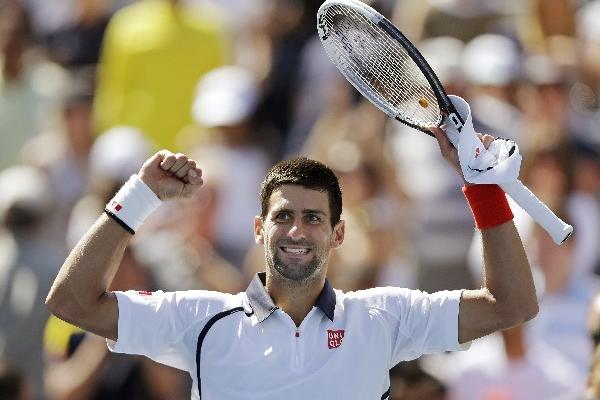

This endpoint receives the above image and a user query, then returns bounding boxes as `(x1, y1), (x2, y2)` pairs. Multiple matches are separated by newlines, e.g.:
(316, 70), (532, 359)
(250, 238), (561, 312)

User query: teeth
(282, 247), (310, 254)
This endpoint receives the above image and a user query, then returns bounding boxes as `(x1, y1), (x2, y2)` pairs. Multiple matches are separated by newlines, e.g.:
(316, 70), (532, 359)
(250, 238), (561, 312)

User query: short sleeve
(389, 288), (470, 366)
(351, 287), (469, 367)
(107, 290), (229, 371)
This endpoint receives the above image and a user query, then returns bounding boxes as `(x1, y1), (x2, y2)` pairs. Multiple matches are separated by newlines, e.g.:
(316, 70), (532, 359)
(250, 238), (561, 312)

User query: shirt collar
(245, 272), (336, 323)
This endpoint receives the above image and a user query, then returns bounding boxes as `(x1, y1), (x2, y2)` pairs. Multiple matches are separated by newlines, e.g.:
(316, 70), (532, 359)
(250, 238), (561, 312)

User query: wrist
(105, 175), (162, 234)
(138, 171), (160, 198)
(463, 184), (513, 229)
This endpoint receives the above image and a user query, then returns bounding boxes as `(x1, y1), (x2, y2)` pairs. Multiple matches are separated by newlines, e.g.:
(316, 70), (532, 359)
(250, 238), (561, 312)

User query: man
(584, 291), (600, 399)
(46, 129), (538, 399)
(92, 0), (229, 151)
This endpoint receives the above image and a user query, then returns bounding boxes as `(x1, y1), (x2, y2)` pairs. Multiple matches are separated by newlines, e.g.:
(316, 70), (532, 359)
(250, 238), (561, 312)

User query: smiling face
(255, 185), (345, 284)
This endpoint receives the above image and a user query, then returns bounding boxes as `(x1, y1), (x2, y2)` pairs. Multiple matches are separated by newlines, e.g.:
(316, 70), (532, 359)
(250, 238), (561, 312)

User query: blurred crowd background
(1, 0), (600, 399)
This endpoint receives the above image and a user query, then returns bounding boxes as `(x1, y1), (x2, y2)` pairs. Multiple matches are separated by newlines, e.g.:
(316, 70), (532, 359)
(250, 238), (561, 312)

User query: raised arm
(45, 150), (203, 341)
(458, 218), (537, 343)
(429, 128), (539, 344)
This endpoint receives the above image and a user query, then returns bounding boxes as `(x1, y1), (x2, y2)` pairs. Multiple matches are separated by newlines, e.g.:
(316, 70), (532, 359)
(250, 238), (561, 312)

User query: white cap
(429, 0), (505, 17)
(523, 53), (563, 85)
(192, 66), (259, 127)
(461, 34), (521, 86)
(89, 126), (152, 184)
(419, 36), (465, 84)
(578, 1), (600, 42)
(0, 166), (52, 220)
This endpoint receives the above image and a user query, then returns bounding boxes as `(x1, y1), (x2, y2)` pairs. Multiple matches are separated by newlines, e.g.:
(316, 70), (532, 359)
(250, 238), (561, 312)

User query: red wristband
(463, 184), (514, 229)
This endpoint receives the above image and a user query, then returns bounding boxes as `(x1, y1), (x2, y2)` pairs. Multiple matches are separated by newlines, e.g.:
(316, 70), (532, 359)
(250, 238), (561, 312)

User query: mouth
(279, 246), (312, 256)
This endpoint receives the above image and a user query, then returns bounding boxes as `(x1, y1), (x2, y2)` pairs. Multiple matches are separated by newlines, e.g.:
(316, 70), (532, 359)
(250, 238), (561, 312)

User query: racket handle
(499, 180), (573, 244)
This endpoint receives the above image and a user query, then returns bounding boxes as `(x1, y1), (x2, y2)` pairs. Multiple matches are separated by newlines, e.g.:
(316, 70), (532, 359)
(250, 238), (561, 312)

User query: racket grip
(499, 180), (573, 244)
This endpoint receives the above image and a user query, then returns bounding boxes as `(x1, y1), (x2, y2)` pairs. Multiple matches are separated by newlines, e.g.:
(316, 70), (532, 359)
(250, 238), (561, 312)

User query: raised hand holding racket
(317, 0), (573, 244)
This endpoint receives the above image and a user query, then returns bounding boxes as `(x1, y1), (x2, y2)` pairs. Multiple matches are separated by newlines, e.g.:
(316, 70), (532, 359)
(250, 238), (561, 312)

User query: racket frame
(317, 0), (465, 135)
(317, 0), (573, 244)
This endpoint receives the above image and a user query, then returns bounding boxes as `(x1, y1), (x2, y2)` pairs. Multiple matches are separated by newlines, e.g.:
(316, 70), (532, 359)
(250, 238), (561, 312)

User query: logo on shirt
(327, 329), (344, 349)
(137, 291), (153, 297)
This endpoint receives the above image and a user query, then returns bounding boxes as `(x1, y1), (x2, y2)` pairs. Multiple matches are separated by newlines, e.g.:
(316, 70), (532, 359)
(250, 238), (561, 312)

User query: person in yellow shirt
(93, 0), (230, 151)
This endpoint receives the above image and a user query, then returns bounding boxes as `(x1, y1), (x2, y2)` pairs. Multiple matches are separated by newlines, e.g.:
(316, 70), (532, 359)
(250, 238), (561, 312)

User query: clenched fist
(138, 150), (204, 200)
(428, 127), (495, 184)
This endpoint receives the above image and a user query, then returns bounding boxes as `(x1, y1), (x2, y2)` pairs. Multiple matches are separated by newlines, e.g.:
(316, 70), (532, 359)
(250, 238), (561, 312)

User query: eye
(306, 214), (322, 224)
(274, 211), (291, 222)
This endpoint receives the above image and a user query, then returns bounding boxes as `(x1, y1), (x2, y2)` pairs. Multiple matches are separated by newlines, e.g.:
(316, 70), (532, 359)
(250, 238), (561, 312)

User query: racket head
(317, 0), (462, 133)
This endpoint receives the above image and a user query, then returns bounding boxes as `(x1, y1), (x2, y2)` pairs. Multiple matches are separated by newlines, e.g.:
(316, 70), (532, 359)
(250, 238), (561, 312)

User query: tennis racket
(317, 0), (573, 244)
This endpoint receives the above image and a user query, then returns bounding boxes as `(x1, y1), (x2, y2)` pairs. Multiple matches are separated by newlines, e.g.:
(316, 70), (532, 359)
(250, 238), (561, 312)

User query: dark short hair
(260, 157), (342, 226)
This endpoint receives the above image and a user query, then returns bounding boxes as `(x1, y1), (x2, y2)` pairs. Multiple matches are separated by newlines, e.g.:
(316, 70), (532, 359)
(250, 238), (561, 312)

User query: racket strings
(328, 11), (434, 120)
(331, 12), (436, 122)
(321, 6), (440, 127)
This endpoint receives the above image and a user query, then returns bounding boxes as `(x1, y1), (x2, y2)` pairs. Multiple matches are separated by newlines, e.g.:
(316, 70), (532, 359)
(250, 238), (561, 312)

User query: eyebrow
(303, 209), (326, 216)
(272, 208), (327, 216)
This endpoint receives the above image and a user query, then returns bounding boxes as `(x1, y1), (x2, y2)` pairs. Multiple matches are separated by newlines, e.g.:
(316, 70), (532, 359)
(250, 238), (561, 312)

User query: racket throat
(448, 112), (463, 132)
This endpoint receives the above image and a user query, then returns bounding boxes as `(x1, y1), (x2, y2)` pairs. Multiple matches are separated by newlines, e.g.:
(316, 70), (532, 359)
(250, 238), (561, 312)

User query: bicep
(458, 288), (505, 344)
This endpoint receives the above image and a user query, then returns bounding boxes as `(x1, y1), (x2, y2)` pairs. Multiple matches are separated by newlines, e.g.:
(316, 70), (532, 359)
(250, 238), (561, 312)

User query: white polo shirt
(108, 273), (468, 399)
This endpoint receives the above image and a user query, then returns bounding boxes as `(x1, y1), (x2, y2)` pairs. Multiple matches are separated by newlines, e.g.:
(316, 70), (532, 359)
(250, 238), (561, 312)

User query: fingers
(475, 133), (495, 149)
(173, 158), (192, 178)
(158, 152), (192, 175)
(481, 134), (494, 149)
(185, 168), (203, 184)
(160, 152), (186, 172)
(155, 150), (203, 183)
(428, 126), (455, 159)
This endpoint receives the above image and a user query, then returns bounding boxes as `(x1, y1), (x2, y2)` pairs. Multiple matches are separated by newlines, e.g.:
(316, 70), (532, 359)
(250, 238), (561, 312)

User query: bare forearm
(481, 220), (538, 325)
(46, 213), (130, 335)
(459, 220), (538, 343)
(46, 150), (204, 340)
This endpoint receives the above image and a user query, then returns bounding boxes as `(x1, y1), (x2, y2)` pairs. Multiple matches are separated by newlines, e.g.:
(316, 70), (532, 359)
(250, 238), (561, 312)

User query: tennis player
(46, 129), (538, 399)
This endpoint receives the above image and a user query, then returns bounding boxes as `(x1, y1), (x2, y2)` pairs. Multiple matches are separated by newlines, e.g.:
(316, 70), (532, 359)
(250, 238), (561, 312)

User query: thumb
(138, 150), (175, 198)
(141, 150), (169, 172)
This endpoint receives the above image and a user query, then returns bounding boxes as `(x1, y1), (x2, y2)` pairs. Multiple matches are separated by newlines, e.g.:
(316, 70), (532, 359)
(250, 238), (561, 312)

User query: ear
(330, 220), (345, 249)
(254, 215), (265, 245)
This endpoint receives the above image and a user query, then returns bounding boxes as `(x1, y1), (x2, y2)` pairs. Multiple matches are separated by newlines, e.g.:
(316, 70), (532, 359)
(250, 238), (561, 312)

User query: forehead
(267, 185), (330, 214)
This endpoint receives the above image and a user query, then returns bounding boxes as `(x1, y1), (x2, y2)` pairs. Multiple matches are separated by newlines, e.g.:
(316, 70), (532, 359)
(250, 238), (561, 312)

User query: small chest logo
(327, 329), (345, 349)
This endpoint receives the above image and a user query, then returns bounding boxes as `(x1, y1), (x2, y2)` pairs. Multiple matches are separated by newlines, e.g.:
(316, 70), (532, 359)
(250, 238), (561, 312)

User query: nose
(288, 219), (306, 241)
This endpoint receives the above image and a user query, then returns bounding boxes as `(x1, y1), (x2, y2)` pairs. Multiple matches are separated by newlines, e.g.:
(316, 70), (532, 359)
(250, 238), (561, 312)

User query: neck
(266, 273), (325, 327)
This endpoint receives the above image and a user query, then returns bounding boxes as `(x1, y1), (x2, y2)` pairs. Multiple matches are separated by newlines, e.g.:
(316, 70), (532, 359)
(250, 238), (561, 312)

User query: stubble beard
(265, 238), (328, 285)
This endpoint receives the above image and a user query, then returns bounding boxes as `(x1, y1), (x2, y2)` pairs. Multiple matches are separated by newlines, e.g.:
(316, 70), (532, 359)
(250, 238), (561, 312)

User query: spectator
(568, 2), (600, 154)
(22, 69), (96, 246)
(44, 0), (113, 67)
(461, 34), (523, 142)
(93, 0), (230, 151)
(525, 194), (598, 393)
(191, 65), (271, 268)
(0, 0), (68, 169)
(0, 166), (65, 399)
(390, 361), (447, 400)
(585, 292), (600, 400)
(448, 325), (577, 399)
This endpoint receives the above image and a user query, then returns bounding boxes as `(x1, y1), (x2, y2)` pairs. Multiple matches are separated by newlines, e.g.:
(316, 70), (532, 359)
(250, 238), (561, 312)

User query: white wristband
(105, 174), (161, 233)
